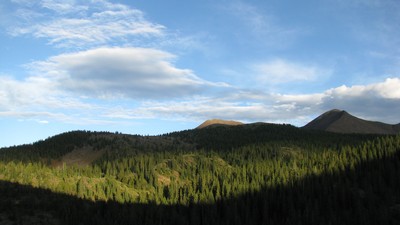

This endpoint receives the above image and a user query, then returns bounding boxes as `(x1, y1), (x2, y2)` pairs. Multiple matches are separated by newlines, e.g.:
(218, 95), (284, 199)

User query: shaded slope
(303, 109), (400, 134)
(1, 144), (400, 225)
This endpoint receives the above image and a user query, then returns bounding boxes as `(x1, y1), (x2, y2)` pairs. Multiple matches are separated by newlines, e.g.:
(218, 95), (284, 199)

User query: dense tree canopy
(0, 125), (399, 224)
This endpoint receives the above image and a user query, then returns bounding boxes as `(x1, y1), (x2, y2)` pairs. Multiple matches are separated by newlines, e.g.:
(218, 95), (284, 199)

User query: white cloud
(0, 75), (57, 110)
(0, 73), (100, 124)
(37, 119), (49, 124)
(325, 78), (400, 99)
(318, 78), (400, 122)
(276, 78), (400, 123)
(0, 74), (94, 110)
(9, 0), (165, 48)
(29, 47), (226, 99)
(253, 59), (331, 84)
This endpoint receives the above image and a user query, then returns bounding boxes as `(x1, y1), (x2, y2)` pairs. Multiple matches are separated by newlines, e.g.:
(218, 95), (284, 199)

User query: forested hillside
(0, 124), (400, 224)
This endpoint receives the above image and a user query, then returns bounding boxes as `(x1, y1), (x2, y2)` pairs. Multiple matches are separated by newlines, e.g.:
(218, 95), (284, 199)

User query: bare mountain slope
(303, 109), (400, 134)
(196, 119), (243, 129)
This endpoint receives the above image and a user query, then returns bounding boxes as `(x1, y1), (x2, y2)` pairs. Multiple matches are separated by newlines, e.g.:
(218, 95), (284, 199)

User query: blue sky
(1, 0), (400, 147)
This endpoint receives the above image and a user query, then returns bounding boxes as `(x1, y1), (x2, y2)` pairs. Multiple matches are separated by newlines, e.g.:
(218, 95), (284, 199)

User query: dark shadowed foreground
(1, 150), (400, 225)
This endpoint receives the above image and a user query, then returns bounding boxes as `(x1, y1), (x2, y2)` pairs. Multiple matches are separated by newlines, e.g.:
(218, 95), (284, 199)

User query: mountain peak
(324, 109), (347, 116)
(196, 119), (243, 129)
(303, 109), (399, 134)
(327, 109), (343, 113)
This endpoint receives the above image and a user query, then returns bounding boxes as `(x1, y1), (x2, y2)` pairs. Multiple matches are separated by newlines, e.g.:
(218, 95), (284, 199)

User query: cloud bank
(29, 47), (224, 99)
(1, 58), (399, 126)
(102, 78), (400, 125)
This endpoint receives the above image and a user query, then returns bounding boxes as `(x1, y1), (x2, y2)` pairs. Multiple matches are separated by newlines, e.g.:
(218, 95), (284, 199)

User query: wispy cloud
(222, 1), (301, 47)
(225, 1), (267, 34)
(40, 0), (88, 14)
(252, 59), (332, 84)
(0, 110), (120, 125)
(9, 0), (165, 48)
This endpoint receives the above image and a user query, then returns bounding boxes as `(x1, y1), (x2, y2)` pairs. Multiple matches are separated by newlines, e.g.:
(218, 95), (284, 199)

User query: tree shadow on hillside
(1, 152), (400, 225)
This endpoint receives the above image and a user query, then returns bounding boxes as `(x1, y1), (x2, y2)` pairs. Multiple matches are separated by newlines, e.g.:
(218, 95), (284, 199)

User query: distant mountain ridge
(1, 110), (398, 167)
(197, 110), (400, 134)
(303, 109), (400, 134)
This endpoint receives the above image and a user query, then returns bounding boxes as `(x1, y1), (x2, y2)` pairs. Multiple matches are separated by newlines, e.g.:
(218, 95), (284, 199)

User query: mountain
(2, 117), (400, 224)
(303, 109), (400, 134)
(196, 119), (243, 129)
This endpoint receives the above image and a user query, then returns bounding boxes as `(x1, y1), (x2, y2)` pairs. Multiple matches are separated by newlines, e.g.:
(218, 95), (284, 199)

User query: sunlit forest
(1, 124), (400, 224)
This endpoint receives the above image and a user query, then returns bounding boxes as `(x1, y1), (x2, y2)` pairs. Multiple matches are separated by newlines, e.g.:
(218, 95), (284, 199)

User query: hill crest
(196, 119), (244, 129)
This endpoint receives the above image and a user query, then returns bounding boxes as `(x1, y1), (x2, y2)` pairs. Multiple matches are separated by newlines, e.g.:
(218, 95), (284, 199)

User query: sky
(1, 0), (400, 147)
